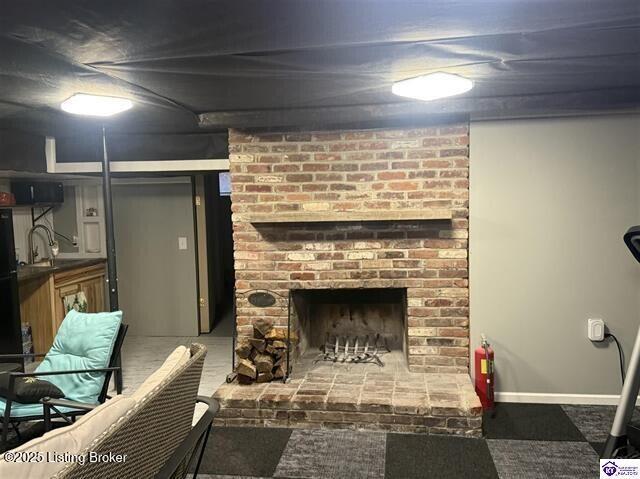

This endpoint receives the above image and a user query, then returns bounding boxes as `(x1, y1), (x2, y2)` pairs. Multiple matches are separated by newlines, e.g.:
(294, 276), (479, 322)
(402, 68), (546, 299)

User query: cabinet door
(55, 282), (80, 330)
(54, 265), (107, 327)
(80, 275), (106, 313)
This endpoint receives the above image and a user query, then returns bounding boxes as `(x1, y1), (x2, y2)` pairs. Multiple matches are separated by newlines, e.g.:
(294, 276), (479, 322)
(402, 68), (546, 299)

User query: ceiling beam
(198, 88), (640, 131)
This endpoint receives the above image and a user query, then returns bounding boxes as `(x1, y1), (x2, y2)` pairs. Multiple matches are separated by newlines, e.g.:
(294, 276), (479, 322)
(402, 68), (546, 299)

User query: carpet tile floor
(1, 333), (620, 478)
(193, 402), (619, 478)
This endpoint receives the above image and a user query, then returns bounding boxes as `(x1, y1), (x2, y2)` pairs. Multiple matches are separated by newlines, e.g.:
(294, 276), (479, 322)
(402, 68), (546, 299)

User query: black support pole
(101, 126), (119, 311)
(101, 126), (123, 393)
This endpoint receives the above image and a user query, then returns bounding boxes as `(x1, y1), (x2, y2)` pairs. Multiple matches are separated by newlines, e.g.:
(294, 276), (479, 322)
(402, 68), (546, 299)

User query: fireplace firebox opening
(289, 288), (407, 376)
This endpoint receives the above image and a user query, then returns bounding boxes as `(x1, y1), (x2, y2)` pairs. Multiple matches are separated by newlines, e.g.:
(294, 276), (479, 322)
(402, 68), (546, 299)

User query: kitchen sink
(25, 260), (54, 268)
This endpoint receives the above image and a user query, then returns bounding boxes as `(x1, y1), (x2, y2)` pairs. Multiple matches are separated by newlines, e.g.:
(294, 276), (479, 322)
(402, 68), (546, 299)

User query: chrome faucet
(28, 224), (59, 264)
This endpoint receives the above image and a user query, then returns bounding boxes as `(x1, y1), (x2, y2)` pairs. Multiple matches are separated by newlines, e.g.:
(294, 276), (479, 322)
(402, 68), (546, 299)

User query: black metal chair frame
(0, 323), (128, 445)
(153, 396), (219, 479)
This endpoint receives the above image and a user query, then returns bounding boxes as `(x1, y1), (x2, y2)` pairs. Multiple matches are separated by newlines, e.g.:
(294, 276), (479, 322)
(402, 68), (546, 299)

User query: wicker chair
(51, 343), (218, 479)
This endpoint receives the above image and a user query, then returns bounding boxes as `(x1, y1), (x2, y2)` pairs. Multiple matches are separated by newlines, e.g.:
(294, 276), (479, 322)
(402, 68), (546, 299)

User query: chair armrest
(11, 366), (120, 378)
(153, 396), (220, 479)
(41, 397), (99, 411)
(1, 369), (119, 405)
(196, 395), (221, 415)
(0, 353), (47, 359)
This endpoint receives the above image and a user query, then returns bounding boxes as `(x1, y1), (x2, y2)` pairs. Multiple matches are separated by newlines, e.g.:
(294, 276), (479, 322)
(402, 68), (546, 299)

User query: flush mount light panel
(392, 72), (473, 101)
(61, 94), (133, 116)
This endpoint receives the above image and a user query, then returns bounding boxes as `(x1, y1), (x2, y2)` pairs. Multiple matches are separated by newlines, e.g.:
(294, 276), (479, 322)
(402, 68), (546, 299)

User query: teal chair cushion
(35, 309), (122, 404)
(0, 310), (122, 418)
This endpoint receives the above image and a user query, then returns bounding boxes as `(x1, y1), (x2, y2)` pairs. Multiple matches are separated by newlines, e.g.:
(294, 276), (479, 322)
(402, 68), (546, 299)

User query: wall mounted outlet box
(588, 318), (605, 341)
(178, 236), (188, 250)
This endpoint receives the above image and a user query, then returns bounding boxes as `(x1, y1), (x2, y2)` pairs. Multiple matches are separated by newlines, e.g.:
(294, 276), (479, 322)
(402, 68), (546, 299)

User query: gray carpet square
(561, 404), (640, 443)
(188, 475), (268, 479)
(385, 433), (498, 479)
(190, 476), (269, 479)
(195, 427), (292, 477)
(487, 439), (598, 479)
(274, 429), (386, 479)
(484, 403), (585, 441)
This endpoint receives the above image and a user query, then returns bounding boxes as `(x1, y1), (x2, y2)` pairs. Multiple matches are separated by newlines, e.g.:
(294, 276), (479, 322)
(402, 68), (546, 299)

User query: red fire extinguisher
(474, 334), (495, 411)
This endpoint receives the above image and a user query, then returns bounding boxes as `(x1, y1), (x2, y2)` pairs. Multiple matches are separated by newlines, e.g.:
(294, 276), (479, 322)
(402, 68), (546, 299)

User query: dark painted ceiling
(1, 0), (639, 135)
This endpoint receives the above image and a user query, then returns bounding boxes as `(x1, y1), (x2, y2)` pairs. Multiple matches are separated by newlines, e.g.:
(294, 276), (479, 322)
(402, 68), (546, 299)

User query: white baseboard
(495, 392), (640, 406)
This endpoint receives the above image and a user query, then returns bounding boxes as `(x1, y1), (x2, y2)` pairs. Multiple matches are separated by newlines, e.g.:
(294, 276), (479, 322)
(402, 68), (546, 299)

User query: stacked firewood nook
(215, 123), (482, 436)
(234, 318), (289, 383)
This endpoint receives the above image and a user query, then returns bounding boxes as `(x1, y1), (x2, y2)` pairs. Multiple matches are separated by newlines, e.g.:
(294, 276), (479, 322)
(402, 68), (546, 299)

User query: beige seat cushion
(0, 395), (135, 479)
(130, 345), (190, 403)
(192, 401), (209, 426)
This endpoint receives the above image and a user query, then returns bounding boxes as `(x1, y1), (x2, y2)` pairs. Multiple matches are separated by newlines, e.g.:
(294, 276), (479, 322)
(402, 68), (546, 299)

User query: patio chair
(51, 343), (213, 479)
(0, 309), (127, 444)
(0, 343), (216, 479)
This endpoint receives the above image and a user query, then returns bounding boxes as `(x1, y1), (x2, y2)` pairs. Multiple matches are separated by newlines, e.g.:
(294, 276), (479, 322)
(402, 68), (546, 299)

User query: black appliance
(10, 181), (64, 205)
(0, 209), (23, 365)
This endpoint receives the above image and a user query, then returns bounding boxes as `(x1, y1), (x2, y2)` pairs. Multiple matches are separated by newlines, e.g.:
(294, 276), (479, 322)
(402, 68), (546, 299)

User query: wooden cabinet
(53, 263), (106, 333)
(19, 261), (106, 353)
(18, 275), (56, 357)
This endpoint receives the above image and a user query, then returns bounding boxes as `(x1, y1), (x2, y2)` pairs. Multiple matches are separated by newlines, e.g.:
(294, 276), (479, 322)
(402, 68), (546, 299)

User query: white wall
(470, 115), (640, 401)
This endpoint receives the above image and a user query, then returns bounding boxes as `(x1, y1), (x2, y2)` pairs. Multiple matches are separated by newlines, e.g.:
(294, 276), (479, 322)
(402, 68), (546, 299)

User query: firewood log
(235, 338), (252, 359)
(238, 374), (254, 385)
(254, 353), (274, 373)
(274, 355), (288, 368)
(249, 338), (266, 352)
(256, 371), (274, 383)
(253, 318), (273, 338)
(235, 358), (256, 379)
(265, 328), (298, 341)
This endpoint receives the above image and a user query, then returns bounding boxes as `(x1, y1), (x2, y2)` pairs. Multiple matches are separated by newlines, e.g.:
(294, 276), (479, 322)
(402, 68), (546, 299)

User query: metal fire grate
(315, 333), (391, 367)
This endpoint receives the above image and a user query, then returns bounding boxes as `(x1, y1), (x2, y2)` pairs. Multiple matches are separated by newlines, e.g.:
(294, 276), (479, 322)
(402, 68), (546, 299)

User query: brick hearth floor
(214, 351), (481, 436)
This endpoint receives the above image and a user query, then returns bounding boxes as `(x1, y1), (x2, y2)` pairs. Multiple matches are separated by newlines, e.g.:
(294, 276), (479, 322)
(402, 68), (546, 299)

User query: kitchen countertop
(17, 258), (106, 282)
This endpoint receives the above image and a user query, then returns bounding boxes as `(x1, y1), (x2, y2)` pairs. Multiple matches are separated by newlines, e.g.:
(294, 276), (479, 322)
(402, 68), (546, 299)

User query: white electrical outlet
(588, 318), (605, 342)
(178, 237), (188, 250)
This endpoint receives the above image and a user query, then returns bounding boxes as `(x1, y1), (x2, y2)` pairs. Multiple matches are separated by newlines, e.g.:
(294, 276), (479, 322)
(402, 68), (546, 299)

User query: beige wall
(470, 115), (640, 398)
(112, 180), (198, 336)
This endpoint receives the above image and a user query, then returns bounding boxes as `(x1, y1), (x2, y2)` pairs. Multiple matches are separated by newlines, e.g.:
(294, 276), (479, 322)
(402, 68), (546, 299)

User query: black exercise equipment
(602, 226), (640, 458)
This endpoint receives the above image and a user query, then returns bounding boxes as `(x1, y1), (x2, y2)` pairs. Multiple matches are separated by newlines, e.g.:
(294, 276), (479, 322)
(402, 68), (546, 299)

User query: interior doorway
(196, 172), (235, 337)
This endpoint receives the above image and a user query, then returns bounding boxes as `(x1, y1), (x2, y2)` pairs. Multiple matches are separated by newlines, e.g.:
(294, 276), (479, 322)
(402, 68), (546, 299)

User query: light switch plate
(178, 237), (188, 250)
(588, 318), (605, 342)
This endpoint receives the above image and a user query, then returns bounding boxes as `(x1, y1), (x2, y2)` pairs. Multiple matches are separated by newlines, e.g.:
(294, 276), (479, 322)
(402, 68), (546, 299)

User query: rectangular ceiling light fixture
(392, 72), (473, 101)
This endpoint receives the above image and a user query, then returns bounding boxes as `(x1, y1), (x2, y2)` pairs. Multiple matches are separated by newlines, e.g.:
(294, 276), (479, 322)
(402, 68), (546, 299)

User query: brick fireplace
(214, 124), (481, 435)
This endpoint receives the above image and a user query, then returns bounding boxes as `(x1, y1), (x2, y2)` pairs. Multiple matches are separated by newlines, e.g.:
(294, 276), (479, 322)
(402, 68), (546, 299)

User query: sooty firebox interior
(290, 288), (407, 373)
